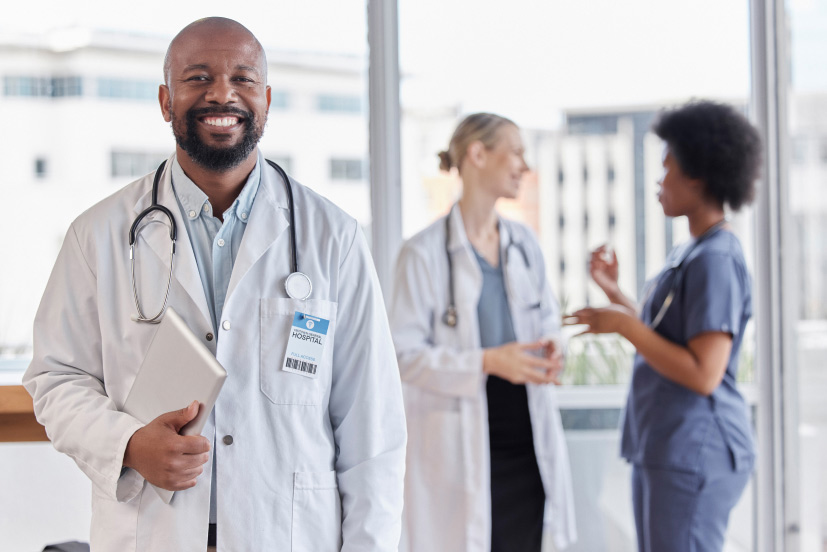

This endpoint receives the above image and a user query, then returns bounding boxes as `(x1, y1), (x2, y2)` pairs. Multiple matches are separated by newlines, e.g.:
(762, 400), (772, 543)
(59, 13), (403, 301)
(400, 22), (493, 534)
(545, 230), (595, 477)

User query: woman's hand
(588, 245), (637, 310)
(483, 341), (562, 385)
(565, 304), (636, 335)
(589, 245), (619, 296)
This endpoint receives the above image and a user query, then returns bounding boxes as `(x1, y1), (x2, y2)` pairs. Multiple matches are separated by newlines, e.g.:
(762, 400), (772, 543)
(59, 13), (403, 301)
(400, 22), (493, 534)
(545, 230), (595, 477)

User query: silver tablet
(122, 307), (227, 502)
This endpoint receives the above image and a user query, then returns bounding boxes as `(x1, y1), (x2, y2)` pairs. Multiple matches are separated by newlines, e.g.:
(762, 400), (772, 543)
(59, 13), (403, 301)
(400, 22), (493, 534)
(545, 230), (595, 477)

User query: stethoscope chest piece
(285, 271), (313, 300)
(442, 306), (458, 328)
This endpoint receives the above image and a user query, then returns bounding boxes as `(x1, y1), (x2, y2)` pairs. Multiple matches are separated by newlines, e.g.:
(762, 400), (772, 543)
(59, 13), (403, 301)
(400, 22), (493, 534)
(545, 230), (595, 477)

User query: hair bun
(438, 150), (452, 172)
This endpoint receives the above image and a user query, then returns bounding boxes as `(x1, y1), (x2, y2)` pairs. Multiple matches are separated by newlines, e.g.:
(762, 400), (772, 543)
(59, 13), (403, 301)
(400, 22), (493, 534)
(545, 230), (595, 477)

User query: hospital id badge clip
(282, 311), (329, 378)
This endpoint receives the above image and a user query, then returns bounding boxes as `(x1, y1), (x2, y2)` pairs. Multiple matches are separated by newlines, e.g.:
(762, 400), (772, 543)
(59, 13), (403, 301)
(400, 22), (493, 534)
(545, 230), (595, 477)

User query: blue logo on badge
(292, 312), (330, 335)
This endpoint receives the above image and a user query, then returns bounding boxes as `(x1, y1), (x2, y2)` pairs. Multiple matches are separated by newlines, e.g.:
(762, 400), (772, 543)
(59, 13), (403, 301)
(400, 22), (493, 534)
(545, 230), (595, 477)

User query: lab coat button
(222, 435), (233, 446)
(222, 320), (231, 331)
(206, 332), (214, 341)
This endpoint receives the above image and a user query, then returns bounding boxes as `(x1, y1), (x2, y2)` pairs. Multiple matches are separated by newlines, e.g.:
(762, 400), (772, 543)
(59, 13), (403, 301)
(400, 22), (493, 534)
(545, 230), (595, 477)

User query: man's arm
(23, 224), (147, 502)
(328, 221), (407, 551)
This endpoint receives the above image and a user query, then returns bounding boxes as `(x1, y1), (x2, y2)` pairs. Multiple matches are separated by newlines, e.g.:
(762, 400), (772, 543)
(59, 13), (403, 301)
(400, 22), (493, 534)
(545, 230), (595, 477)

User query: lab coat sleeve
(329, 221), (407, 552)
(388, 242), (485, 398)
(23, 224), (146, 502)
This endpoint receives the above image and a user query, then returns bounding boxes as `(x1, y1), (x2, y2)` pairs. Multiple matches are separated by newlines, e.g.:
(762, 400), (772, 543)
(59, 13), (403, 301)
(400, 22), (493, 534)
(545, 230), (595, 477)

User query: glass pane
(0, 3), (368, 551)
(786, 0), (827, 549)
(399, 1), (754, 550)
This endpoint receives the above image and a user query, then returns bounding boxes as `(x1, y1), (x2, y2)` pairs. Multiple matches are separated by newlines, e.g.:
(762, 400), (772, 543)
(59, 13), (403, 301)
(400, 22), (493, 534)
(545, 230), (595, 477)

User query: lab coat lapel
(131, 157), (211, 326)
(445, 204), (483, 344)
(225, 160), (290, 303)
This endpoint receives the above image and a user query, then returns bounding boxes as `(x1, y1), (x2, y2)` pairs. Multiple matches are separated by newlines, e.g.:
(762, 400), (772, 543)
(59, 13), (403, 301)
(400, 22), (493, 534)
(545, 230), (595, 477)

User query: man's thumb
(163, 400), (200, 432)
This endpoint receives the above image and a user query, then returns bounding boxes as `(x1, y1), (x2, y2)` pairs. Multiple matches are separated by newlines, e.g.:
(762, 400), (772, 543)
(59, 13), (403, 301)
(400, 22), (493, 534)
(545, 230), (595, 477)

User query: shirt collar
(170, 154), (262, 223)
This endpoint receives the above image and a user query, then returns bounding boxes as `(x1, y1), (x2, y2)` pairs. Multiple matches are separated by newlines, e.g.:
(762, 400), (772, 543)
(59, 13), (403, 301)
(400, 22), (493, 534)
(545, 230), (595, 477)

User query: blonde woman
(389, 113), (576, 552)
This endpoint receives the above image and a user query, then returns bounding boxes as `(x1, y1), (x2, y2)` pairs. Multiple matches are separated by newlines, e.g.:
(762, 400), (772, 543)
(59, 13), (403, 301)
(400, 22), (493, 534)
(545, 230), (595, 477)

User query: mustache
(187, 106), (253, 120)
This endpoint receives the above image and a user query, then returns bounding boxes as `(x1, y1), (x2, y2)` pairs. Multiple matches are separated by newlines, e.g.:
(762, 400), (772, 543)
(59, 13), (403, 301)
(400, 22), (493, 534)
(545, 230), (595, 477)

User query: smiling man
(24, 17), (406, 552)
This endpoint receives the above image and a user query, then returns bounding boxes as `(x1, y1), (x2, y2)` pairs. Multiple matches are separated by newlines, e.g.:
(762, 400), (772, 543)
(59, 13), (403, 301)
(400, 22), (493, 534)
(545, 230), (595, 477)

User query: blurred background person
(389, 113), (576, 552)
(568, 100), (761, 552)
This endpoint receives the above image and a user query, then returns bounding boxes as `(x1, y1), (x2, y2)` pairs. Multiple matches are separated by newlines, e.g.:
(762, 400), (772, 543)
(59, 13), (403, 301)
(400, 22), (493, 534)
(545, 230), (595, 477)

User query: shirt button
(203, 204), (210, 213)
(241, 212), (248, 220)
(222, 435), (234, 446)
(217, 238), (226, 247)
(205, 332), (214, 341)
(222, 320), (231, 331)
(188, 210), (197, 219)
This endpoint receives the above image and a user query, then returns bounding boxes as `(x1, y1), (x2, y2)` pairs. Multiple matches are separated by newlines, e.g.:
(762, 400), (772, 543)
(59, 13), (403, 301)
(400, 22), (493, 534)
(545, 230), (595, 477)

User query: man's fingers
(176, 435), (211, 455)
(174, 450), (211, 470)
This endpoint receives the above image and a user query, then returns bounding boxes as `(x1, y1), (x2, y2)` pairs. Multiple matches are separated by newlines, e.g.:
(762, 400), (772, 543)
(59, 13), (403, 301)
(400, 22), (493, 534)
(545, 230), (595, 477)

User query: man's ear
(159, 85), (172, 123)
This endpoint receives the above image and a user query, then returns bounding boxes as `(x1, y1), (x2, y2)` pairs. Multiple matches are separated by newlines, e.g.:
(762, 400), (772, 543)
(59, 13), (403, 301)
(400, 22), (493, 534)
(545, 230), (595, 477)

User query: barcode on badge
(285, 357), (317, 375)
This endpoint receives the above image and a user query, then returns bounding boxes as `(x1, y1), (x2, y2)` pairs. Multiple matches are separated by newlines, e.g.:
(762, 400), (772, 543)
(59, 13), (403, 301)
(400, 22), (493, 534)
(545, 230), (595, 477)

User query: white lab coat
(389, 205), (576, 552)
(24, 155), (407, 552)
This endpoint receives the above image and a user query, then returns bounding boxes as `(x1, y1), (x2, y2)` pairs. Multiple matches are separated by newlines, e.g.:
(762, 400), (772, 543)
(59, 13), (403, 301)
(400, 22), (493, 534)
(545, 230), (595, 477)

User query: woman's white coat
(389, 205), (576, 551)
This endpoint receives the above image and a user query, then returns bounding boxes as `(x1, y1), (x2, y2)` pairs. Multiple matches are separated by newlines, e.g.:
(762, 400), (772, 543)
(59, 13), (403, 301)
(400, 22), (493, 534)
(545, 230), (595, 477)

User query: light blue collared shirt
(170, 153), (262, 525)
(170, 155), (261, 333)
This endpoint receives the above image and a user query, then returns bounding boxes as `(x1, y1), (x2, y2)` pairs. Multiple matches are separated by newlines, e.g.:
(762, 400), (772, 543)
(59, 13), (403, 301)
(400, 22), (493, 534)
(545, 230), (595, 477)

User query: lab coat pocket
(291, 470), (343, 552)
(260, 298), (337, 405)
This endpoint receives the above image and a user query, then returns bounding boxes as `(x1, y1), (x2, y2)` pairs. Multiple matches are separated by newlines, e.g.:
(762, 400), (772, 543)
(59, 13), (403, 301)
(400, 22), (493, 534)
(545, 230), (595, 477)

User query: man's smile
(201, 116), (241, 128)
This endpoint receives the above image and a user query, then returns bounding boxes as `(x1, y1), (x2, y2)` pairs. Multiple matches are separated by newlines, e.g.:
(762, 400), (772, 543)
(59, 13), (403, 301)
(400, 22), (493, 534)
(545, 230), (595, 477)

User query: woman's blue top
(620, 229), (756, 473)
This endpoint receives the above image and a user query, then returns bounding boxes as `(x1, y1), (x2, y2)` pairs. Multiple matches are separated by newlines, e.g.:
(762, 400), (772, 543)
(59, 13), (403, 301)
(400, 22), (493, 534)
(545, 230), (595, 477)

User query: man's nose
(205, 77), (237, 104)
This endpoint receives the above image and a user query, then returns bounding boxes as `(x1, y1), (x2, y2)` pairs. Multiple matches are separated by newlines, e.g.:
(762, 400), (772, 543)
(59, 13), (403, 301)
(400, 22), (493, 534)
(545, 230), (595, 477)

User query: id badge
(282, 311), (329, 378)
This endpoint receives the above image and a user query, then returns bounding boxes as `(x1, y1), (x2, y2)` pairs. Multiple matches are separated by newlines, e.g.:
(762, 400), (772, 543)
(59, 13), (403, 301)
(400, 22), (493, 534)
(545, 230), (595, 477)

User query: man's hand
(483, 341), (561, 385)
(123, 401), (211, 491)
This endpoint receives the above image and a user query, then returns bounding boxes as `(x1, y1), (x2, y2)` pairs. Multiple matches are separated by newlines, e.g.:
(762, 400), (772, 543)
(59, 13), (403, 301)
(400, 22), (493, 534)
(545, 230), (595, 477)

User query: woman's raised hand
(589, 245), (619, 295)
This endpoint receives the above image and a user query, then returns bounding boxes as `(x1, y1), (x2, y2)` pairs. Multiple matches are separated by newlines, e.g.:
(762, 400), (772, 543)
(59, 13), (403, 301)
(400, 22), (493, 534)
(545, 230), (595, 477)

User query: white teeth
(204, 117), (238, 127)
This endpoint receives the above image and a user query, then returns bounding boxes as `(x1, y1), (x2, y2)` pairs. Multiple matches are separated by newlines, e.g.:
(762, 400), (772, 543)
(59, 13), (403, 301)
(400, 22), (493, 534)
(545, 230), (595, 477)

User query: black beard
(171, 106), (264, 171)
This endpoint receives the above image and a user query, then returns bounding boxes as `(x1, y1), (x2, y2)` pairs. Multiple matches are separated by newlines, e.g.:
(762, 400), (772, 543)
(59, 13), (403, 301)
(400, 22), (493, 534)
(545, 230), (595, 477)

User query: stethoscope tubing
(643, 218), (728, 330)
(441, 211), (536, 327)
(130, 158), (299, 323)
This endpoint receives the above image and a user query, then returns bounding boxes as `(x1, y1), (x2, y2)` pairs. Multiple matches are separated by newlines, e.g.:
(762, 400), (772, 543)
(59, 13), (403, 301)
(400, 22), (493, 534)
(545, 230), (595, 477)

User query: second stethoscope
(640, 218), (728, 330)
(128, 159), (309, 324)
(442, 213), (541, 327)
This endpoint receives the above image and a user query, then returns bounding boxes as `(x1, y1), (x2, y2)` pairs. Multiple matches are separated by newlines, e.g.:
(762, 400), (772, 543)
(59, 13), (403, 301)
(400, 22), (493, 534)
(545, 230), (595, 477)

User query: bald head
(163, 18), (267, 85)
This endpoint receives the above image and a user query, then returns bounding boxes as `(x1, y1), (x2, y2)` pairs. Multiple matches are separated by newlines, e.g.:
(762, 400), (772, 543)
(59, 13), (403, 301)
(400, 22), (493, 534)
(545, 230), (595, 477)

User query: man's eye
(186, 75), (209, 82)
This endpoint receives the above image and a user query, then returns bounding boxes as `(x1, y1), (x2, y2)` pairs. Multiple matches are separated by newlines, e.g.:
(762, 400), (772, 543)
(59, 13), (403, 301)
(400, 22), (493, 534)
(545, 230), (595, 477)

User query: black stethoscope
(442, 213), (540, 327)
(640, 218), (728, 330)
(128, 159), (309, 324)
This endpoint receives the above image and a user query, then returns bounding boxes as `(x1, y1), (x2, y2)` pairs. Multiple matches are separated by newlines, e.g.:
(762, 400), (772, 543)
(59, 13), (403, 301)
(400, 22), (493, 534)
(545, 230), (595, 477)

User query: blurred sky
(3, 0), (824, 129)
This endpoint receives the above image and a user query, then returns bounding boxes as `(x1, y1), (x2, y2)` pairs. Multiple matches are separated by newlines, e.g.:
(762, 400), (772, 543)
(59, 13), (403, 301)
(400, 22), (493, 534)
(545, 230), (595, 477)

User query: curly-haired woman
(569, 100), (761, 552)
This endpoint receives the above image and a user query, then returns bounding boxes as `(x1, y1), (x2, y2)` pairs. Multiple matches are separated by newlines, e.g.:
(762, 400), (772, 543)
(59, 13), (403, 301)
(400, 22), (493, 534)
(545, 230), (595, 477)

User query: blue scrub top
(620, 229), (756, 473)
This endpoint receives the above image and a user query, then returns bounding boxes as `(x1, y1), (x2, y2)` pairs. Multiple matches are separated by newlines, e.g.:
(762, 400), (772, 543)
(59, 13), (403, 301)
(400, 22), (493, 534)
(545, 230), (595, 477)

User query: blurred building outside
(1, 25), (826, 551)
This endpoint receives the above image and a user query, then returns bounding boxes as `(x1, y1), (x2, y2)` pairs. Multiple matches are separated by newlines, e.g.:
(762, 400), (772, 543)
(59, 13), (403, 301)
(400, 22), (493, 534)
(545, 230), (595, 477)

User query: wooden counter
(0, 385), (48, 442)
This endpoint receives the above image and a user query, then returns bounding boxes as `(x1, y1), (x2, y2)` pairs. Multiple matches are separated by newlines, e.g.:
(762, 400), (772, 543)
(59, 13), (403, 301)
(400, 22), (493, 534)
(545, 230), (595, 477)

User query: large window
(399, 1), (754, 549)
(786, 1), (827, 548)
